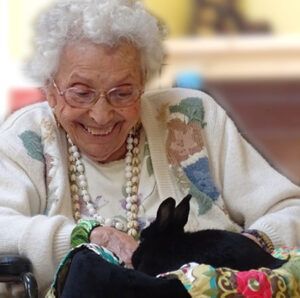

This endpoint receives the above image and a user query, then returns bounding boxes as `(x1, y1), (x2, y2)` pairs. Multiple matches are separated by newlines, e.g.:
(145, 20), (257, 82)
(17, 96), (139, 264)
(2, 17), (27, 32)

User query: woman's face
(47, 41), (144, 163)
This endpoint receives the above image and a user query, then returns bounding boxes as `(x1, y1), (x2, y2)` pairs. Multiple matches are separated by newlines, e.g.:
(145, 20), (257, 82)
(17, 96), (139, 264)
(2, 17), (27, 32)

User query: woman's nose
(88, 96), (115, 125)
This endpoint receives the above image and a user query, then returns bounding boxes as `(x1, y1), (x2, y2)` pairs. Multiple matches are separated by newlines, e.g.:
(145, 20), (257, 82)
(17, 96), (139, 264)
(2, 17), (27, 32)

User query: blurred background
(1, 0), (300, 183)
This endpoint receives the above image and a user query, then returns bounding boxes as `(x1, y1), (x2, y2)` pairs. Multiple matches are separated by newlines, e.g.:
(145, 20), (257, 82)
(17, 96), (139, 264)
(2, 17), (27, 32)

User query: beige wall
(8, 0), (300, 60)
(243, 0), (300, 34)
(143, 0), (194, 36)
(8, 0), (52, 59)
(144, 0), (300, 35)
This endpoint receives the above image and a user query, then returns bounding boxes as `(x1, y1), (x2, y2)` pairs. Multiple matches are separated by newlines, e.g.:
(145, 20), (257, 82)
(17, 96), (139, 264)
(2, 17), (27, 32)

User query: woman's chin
(76, 134), (127, 162)
(82, 146), (126, 163)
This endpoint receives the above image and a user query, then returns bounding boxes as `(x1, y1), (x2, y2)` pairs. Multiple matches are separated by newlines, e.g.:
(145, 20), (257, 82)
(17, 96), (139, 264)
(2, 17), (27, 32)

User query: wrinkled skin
(90, 226), (138, 267)
(46, 40), (143, 163)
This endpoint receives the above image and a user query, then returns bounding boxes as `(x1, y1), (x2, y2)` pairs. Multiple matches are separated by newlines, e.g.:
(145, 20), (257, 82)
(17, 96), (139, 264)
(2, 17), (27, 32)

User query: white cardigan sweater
(0, 88), (299, 293)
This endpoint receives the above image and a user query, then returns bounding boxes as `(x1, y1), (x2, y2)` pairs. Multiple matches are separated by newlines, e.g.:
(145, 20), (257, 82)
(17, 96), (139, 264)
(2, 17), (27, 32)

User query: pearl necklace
(68, 128), (141, 238)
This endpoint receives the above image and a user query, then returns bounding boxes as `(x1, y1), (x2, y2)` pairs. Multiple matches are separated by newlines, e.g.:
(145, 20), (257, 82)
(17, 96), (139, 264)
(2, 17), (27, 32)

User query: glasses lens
(108, 85), (140, 107)
(65, 87), (96, 107)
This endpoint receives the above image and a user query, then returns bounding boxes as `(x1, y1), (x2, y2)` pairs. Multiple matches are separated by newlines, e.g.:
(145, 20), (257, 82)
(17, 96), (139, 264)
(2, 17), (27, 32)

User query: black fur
(132, 194), (287, 276)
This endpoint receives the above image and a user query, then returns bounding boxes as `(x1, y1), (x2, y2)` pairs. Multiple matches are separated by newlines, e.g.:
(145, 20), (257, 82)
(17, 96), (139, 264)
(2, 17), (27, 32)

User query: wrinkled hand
(90, 226), (138, 267)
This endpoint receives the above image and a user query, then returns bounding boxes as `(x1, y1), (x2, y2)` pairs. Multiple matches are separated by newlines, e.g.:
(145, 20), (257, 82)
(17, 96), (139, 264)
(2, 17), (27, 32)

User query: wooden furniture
(151, 37), (300, 184)
(205, 79), (300, 185)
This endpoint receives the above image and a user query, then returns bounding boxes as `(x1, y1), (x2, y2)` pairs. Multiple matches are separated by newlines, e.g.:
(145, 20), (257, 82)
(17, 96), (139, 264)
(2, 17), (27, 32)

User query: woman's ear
(44, 80), (57, 108)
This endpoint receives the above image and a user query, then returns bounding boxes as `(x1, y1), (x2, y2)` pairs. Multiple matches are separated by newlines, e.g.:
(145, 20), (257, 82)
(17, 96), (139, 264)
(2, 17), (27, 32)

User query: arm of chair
(0, 255), (38, 298)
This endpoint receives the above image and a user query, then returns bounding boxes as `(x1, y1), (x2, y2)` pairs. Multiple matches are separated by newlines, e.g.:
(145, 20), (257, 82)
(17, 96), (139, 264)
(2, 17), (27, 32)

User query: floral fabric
(159, 247), (300, 298)
(47, 245), (300, 298)
(45, 243), (122, 297)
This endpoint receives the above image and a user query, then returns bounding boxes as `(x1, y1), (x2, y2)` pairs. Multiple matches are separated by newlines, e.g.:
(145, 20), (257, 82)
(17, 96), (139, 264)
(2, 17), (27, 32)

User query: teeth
(85, 126), (114, 136)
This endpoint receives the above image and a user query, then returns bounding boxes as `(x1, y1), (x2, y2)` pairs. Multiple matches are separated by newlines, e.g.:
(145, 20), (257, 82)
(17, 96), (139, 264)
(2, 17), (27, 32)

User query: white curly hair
(26, 0), (165, 84)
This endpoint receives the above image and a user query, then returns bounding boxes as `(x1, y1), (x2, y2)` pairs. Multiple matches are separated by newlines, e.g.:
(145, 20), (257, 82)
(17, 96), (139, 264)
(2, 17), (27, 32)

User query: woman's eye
(67, 88), (95, 102)
(74, 89), (93, 97)
(117, 92), (132, 98)
(115, 89), (134, 98)
(76, 91), (91, 96)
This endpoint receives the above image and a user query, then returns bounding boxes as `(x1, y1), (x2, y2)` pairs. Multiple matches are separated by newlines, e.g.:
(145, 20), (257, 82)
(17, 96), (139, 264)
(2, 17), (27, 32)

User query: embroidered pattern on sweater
(41, 117), (61, 214)
(45, 153), (54, 187)
(166, 97), (220, 214)
(44, 150), (58, 211)
(44, 152), (59, 215)
(169, 97), (206, 127)
(19, 130), (44, 162)
(166, 118), (204, 166)
(41, 118), (56, 143)
(184, 157), (219, 200)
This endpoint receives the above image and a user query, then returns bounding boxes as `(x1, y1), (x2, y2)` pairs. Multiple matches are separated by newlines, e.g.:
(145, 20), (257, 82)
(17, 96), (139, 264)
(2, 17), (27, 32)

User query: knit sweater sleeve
(202, 94), (300, 247)
(0, 104), (74, 293)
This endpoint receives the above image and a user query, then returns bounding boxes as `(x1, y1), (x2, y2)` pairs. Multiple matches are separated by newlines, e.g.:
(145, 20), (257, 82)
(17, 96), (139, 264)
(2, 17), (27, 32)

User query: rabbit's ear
(156, 197), (176, 231)
(173, 194), (192, 229)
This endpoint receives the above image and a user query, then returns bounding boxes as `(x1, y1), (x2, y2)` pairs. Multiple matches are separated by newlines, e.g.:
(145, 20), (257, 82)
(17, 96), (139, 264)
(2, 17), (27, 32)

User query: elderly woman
(0, 0), (300, 296)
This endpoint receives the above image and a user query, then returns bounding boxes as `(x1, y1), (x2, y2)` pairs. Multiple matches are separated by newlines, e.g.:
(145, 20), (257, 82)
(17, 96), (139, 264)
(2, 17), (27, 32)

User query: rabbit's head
(132, 194), (192, 275)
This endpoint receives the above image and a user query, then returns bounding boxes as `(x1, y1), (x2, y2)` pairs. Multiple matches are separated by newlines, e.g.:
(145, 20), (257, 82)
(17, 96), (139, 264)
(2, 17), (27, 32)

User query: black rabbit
(132, 194), (287, 276)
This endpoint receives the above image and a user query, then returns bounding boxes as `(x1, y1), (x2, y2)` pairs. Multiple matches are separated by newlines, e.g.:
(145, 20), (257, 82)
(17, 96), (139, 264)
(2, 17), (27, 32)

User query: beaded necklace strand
(68, 127), (141, 237)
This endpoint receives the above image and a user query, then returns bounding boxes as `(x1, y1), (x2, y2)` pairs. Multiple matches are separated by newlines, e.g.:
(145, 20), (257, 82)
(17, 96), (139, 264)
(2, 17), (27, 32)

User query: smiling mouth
(83, 124), (116, 136)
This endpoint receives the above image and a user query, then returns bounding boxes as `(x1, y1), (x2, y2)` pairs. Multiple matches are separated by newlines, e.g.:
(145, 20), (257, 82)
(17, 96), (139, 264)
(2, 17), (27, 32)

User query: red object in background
(9, 87), (45, 114)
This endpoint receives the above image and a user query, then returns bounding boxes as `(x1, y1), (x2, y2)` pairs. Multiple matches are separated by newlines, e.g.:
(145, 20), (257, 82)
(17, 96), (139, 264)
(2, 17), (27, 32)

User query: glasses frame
(52, 80), (144, 108)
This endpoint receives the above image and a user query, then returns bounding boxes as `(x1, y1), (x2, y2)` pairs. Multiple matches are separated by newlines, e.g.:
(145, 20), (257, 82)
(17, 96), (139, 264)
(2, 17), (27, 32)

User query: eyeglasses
(52, 80), (143, 108)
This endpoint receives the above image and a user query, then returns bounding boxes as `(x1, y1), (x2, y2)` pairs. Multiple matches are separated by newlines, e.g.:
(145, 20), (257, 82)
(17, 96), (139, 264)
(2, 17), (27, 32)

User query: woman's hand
(89, 226), (138, 267)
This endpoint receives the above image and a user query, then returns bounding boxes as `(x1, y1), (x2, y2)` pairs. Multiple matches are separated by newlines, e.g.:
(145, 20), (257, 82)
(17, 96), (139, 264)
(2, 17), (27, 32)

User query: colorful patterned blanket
(47, 245), (300, 298)
(159, 247), (300, 297)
